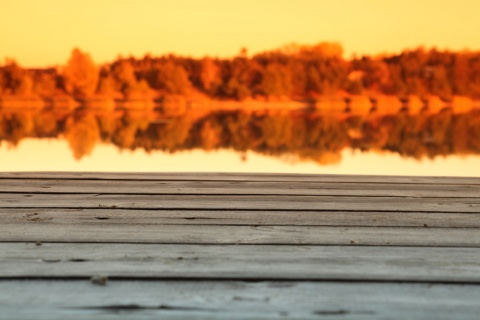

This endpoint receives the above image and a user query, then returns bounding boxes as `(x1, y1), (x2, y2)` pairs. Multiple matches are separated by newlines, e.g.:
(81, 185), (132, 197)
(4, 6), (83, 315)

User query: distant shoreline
(1, 94), (479, 115)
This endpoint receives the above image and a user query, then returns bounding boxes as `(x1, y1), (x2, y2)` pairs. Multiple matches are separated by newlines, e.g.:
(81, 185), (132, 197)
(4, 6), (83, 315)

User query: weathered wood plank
(1, 222), (479, 246)
(1, 193), (479, 212)
(0, 171), (477, 320)
(1, 171), (479, 184)
(1, 280), (479, 320)
(1, 179), (479, 197)
(4, 208), (480, 228)
(1, 243), (480, 283)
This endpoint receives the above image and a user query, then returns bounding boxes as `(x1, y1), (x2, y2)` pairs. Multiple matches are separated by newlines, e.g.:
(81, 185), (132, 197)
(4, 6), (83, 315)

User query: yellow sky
(1, 0), (479, 67)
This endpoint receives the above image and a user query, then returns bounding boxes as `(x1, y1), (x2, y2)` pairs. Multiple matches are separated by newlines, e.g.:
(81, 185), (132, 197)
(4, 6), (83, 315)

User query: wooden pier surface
(0, 172), (479, 319)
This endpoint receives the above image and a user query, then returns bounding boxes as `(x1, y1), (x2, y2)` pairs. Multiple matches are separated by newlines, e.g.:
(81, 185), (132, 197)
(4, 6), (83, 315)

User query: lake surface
(1, 108), (480, 176)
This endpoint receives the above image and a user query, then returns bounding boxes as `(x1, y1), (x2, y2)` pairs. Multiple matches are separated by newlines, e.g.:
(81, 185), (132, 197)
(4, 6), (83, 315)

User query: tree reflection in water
(1, 108), (480, 165)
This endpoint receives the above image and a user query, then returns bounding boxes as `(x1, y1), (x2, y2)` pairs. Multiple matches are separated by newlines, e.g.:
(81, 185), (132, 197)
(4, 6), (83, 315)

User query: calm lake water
(1, 108), (480, 176)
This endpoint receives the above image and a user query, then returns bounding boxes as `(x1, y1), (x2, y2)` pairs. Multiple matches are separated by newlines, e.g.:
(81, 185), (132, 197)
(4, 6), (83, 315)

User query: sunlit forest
(1, 42), (480, 107)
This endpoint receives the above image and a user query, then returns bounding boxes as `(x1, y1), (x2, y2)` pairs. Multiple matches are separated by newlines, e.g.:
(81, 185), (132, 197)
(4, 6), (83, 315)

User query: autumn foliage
(63, 48), (98, 99)
(2, 43), (480, 103)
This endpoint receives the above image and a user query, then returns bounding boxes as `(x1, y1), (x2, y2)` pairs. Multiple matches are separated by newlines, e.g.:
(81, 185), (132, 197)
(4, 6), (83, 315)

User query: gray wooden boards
(0, 172), (479, 319)
(1, 223), (480, 246)
(2, 193), (480, 212)
(1, 243), (480, 283)
(4, 208), (480, 227)
(1, 280), (479, 320)
(2, 178), (480, 197)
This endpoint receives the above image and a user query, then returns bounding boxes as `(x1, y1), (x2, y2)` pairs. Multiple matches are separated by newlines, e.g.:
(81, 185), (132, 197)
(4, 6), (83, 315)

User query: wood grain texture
(4, 208), (480, 227)
(1, 243), (479, 283)
(1, 193), (480, 212)
(1, 222), (479, 246)
(1, 280), (479, 320)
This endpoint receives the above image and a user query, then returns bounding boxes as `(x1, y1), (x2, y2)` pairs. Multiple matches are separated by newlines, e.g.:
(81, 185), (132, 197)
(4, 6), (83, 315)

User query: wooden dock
(0, 172), (479, 319)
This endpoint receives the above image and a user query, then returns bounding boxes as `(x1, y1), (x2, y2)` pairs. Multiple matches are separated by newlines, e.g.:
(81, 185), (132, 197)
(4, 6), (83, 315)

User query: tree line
(1, 43), (480, 102)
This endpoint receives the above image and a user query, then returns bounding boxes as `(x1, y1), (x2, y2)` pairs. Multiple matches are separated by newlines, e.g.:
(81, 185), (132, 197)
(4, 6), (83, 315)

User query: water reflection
(1, 108), (480, 165)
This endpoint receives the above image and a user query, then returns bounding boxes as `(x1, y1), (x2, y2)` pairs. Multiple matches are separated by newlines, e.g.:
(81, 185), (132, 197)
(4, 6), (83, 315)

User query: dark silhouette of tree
(428, 66), (452, 100)
(452, 54), (469, 96)
(469, 56), (480, 98)
(0, 60), (33, 96)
